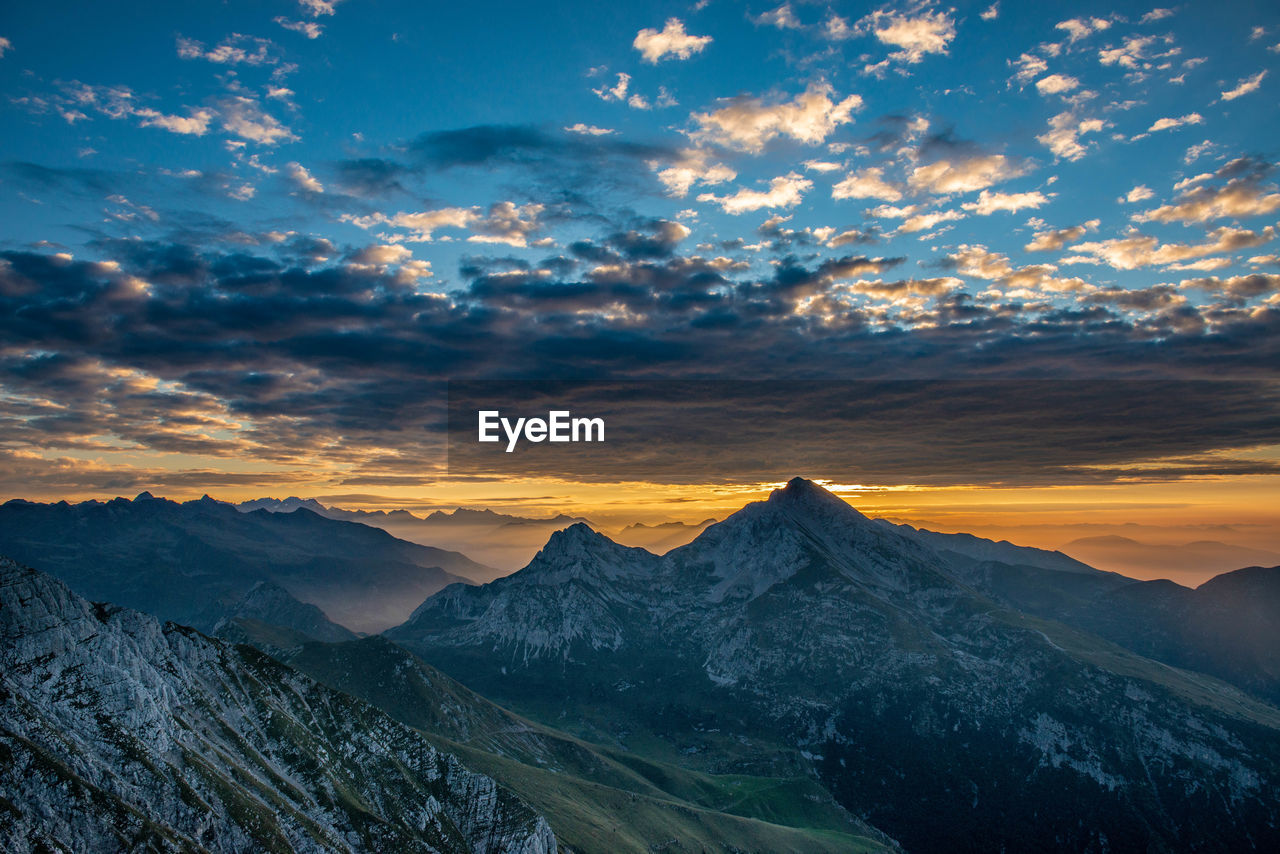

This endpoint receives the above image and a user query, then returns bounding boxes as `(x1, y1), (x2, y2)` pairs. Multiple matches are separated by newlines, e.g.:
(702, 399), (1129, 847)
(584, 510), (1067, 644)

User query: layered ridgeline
(238, 498), (589, 575)
(389, 478), (1280, 853)
(0, 493), (498, 634)
(0, 556), (555, 853)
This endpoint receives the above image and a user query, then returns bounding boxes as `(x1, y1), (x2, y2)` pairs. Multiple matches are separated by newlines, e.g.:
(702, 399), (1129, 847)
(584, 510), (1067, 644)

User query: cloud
(1011, 53), (1049, 85)
(1124, 185), (1154, 203)
(962, 190), (1049, 215)
(832, 167), (904, 201)
(565, 123), (614, 136)
(691, 82), (863, 153)
(1181, 273), (1280, 303)
(343, 207), (478, 241)
(697, 173), (812, 214)
(344, 202), (545, 246)
(593, 72), (631, 102)
(1134, 168), (1280, 224)
(286, 162), (324, 193)
(275, 17), (323, 39)
(1025, 220), (1099, 251)
(134, 107), (214, 136)
(1056, 17), (1111, 43)
(981, 4), (1000, 21)
(858, 9), (957, 65)
(908, 154), (1028, 194)
(655, 149), (736, 197)
(633, 18), (711, 63)
(1037, 111), (1106, 160)
(299, 0), (342, 15)
(1099, 35), (1155, 68)
(0, 36), (11, 57)
(1221, 70), (1267, 101)
(1036, 74), (1080, 95)
(176, 35), (275, 66)
(753, 5), (802, 30)
(1140, 8), (1175, 23)
(218, 96), (296, 145)
(1147, 113), (1203, 133)
(897, 209), (965, 233)
(1064, 226), (1275, 270)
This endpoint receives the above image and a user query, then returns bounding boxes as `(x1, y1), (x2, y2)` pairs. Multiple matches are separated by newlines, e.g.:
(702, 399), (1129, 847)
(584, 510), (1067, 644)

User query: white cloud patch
(1147, 112), (1203, 132)
(177, 35), (275, 66)
(593, 73), (630, 102)
(692, 82), (862, 153)
(654, 149), (736, 197)
(908, 154), (1028, 194)
(1025, 219), (1099, 251)
(754, 4), (802, 30)
(1064, 226), (1275, 269)
(275, 18), (323, 39)
(1124, 185), (1154, 203)
(1036, 74), (1080, 95)
(1134, 176), (1280, 224)
(286, 162), (324, 193)
(0, 36), (11, 57)
(1099, 35), (1156, 69)
(962, 189), (1049, 215)
(898, 208), (965, 233)
(343, 202), (544, 246)
(832, 166), (904, 201)
(633, 18), (711, 63)
(1056, 17), (1111, 43)
(134, 107), (214, 136)
(299, 0), (342, 16)
(1140, 8), (1175, 23)
(859, 9), (957, 65)
(1012, 53), (1049, 85)
(564, 123), (614, 136)
(981, 4), (1000, 21)
(1220, 70), (1267, 101)
(697, 173), (812, 214)
(219, 96), (296, 145)
(1037, 111), (1107, 160)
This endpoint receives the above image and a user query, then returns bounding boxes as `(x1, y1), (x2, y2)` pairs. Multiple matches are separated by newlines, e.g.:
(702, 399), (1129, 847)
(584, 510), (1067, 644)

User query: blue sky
(1, 0), (1279, 508)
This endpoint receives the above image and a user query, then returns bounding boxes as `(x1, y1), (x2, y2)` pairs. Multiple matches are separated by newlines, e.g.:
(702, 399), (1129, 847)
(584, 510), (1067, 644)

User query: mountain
(265, 634), (897, 854)
(0, 556), (555, 853)
(1061, 534), (1280, 585)
(884, 521), (1104, 576)
(612, 519), (717, 553)
(389, 478), (1280, 853)
(0, 494), (499, 634)
(212, 580), (359, 650)
(236, 498), (591, 574)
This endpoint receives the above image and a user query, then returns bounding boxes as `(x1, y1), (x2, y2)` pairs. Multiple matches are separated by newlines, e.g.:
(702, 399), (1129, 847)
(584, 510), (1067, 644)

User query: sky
(1, 1), (1278, 561)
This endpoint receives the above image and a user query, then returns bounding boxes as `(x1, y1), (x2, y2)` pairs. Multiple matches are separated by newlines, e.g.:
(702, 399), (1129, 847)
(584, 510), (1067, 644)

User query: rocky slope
(0, 493), (497, 633)
(390, 478), (1280, 853)
(0, 556), (555, 853)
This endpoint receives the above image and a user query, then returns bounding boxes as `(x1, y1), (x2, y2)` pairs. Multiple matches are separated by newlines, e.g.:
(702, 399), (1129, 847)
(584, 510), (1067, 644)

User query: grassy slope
(277, 636), (894, 853)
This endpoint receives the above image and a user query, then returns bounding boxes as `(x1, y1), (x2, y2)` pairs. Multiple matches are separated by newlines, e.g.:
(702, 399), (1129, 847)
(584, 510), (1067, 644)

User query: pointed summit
(765, 477), (871, 523)
(133, 491), (156, 502)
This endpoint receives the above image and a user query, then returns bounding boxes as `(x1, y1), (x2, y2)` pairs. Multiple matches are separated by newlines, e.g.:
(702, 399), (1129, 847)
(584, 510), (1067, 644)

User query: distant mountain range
(388, 478), (1280, 853)
(0, 556), (555, 853)
(1061, 534), (1280, 585)
(237, 497), (591, 573)
(0, 493), (497, 634)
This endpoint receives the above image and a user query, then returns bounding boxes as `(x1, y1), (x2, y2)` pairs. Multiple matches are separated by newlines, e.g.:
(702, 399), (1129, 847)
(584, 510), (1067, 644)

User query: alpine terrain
(0, 556), (555, 853)
(389, 478), (1280, 853)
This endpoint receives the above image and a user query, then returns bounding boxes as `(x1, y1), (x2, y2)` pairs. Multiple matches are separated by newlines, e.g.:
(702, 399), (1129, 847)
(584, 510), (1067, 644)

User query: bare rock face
(0, 555), (556, 854)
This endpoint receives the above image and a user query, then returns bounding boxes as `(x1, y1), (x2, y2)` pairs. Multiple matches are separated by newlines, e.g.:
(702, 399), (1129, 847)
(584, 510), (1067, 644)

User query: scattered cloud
(981, 4), (1000, 22)
(859, 9), (957, 66)
(697, 173), (812, 214)
(1220, 70), (1267, 101)
(1056, 17), (1111, 43)
(1065, 226), (1275, 269)
(754, 4), (802, 30)
(962, 189), (1049, 215)
(654, 148), (736, 197)
(691, 82), (862, 153)
(1124, 185), (1154, 203)
(286, 162), (324, 193)
(218, 96), (296, 145)
(565, 123), (615, 136)
(832, 167), (904, 201)
(908, 154), (1028, 194)
(176, 34), (275, 66)
(1025, 220), (1099, 251)
(0, 36), (11, 58)
(633, 18), (711, 63)
(1135, 162), (1280, 224)
(1038, 111), (1107, 160)
(1147, 113), (1203, 133)
(275, 17), (323, 39)
(1036, 74), (1080, 95)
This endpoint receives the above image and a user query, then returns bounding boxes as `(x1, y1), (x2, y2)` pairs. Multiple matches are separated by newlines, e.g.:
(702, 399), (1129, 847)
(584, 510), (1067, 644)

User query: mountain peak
(767, 477), (869, 520)
(133, 491), (156, 502)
